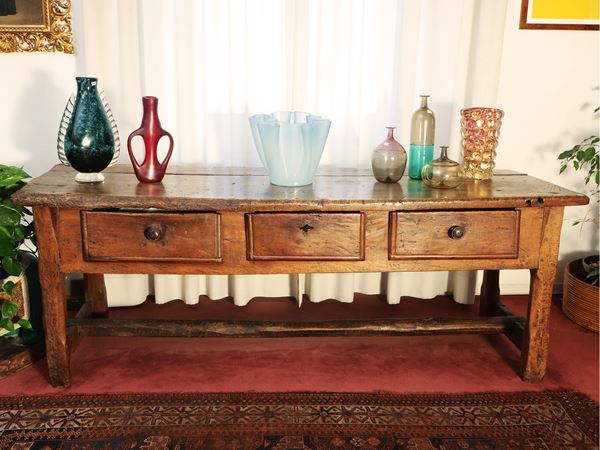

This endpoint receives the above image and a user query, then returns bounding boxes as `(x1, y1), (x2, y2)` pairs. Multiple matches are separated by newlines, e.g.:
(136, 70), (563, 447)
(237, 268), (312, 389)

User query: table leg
(521, 207), (564, 383)
(480, 269), (500, 316)
(84, 274), (108, 317)
(33, 206), (70, 387)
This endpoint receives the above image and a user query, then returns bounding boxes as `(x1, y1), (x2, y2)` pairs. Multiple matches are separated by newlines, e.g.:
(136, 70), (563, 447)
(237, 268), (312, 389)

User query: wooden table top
(12, 165), (589, 211)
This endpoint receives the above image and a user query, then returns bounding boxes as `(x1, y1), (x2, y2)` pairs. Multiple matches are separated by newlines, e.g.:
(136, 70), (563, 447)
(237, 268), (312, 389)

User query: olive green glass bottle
(408, 95), (435, 179)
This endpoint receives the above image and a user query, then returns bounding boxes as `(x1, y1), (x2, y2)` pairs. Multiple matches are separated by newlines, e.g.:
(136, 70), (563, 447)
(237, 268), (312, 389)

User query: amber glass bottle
(421, 146), (463, 189)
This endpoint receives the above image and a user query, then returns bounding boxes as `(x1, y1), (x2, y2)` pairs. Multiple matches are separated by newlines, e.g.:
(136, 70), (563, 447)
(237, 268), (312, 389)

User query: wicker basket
(562, 258), (599, 332)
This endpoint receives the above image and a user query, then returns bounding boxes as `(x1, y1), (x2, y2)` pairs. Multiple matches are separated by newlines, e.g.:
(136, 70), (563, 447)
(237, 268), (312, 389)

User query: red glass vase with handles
(127, 96), (174, 183)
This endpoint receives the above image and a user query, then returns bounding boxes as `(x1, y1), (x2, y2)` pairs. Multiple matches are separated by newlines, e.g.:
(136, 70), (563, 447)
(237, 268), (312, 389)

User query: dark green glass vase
(58, 77), (119, 183)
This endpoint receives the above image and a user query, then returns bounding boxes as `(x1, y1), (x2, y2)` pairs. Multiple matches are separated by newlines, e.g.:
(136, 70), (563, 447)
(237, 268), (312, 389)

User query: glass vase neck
(142, 96), (159, 109)
(140, 96), (162, 130)
(386, 127), (395, 139)
(420, 95), (429, 108)
(76, 77), (98, 91)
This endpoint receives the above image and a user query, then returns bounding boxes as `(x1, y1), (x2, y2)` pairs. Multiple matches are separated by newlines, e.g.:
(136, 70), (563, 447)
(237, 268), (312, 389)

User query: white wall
(494, 0), (599, 293)
(0, 54), (76, 177)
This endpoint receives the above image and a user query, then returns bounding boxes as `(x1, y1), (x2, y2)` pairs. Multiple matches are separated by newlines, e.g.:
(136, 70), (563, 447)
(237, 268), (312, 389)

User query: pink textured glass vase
(127, 96), (174, 183)
(371, 127), (407, 183)
(460, 107), (504, 180)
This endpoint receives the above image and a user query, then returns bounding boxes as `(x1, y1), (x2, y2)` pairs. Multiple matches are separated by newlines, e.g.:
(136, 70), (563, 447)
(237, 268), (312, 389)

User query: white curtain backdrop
(73, 0), (508, 308)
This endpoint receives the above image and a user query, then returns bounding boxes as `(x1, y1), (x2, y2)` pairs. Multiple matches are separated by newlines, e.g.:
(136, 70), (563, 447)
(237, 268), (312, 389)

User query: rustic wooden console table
(12, 165), (587, 387)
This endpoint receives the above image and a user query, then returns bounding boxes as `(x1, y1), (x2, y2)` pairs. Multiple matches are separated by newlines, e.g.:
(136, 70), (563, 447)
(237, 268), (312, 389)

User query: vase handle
(158, 130), (174, 169)
(127, 128), (144, 171)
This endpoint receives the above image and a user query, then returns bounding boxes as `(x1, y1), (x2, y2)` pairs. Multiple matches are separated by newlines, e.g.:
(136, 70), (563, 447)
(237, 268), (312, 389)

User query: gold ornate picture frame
(0, 0), (73, 53)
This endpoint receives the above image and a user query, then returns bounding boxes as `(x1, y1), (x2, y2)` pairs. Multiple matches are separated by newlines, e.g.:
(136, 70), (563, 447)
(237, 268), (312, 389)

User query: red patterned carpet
(0, 391), (597, 449)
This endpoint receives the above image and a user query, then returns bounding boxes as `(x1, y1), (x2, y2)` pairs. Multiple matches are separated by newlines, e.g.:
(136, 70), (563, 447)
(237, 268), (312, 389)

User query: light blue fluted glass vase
(249, 111), (331, 187)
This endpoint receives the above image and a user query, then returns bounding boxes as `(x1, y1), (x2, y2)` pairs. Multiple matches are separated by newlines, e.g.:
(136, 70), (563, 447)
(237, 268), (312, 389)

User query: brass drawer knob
(448, 225), (465, 240)
(144, 225), (163, 241)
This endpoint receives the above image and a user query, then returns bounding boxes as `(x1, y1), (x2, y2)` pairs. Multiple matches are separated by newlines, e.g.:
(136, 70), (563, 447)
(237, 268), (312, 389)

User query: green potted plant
(0, 164), (37, 336)
(558, 107), (599, 332)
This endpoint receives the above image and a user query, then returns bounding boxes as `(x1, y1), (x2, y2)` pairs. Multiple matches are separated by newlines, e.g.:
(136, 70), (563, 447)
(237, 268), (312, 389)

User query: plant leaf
(0, 166), (30, 188)
(558, 150), (573, 160)
(0, 226), (10, 239)
(585, 267), (599, 286)
(0, 234), (15, 256)
(1, 255), (21, 277)
(0, 317), (15, 332)
(2, 280), (15, 295)
(17, 318), (32, 330)
(0, 203), (22, 226)
(1, 300), (18, 319)
(14, 225), (25, 241)
(584, 147), (596, 161)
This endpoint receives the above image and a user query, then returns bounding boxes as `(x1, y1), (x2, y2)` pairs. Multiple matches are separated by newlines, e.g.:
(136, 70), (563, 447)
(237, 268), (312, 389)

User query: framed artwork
(0, 0), (73, 53)
(520, 0), (599, 30)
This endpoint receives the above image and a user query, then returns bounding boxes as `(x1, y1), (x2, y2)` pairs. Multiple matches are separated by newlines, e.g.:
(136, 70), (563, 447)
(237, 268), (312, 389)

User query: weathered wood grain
(13, 167), (587, 387)
(480, 270), (501, 316)
(33, 206), (70, 387)
(56, 208), (544, 274)
(83, 274), (108, 317)
(493, 300), (525, 349)
(12, 165), (589, 211)
(67, 325), (82, 356)
(522, 206), (565, 382)
(75, 302), (91, 319)
(390, 211), (519, 259)
(246, 212), (365, 260)
(71, 316), (526, 338)
(82, 211), (222, 262)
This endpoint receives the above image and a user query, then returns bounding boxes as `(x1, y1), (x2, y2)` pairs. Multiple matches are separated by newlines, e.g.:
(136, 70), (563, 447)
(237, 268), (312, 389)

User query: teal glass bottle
(58, 77), (119, 183)
(408, 95), (435, 180)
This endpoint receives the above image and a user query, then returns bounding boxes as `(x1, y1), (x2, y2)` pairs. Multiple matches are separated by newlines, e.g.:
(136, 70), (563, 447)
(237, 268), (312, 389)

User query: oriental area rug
(0, 391), (597, 449)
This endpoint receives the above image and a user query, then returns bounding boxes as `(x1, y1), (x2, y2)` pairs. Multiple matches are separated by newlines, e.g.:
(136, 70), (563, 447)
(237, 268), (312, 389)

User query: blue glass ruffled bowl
(249, 111), (331, 187)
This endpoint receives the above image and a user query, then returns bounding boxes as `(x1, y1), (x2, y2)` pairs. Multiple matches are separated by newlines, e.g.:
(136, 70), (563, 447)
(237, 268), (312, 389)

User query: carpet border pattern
(0, 390), (597, 449)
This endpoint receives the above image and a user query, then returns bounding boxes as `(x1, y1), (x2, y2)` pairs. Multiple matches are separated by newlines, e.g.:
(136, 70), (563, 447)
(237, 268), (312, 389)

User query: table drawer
(82, 211), (222, 262)
(246, 212), (365, 261)
(389, 210), (520, 259)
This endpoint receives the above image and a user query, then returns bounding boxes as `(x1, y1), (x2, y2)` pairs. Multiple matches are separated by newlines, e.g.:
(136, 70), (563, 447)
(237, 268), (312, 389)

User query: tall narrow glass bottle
(408, 95), (435, 179)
